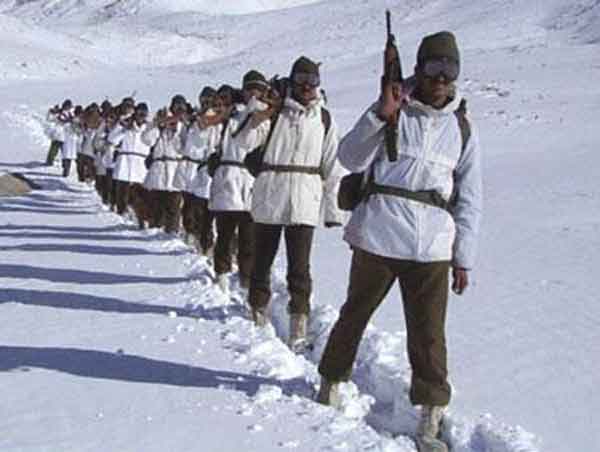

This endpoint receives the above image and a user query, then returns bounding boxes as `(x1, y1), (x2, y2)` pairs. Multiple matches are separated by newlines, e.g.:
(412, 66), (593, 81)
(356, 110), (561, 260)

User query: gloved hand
(325, 222), (342, 228)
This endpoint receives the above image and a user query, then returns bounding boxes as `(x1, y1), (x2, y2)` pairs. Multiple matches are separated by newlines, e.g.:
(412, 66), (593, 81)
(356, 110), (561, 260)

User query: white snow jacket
(142, 123), (184, 192)
(80, 127), (98, 158)
(44, 111), (64, 142)
(234, 95), (346, 226)
(109, 123), (151, 184)
(209, 104), (255, 212)
(339, 93), (482, 269)
(93, 121), (110, 176)
(174, 122), (222, 197)
(60, 121), (82, 160)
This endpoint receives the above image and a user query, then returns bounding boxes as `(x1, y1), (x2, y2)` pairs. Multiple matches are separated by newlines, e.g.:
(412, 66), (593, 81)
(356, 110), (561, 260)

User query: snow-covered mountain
(1, 0), (599, 451)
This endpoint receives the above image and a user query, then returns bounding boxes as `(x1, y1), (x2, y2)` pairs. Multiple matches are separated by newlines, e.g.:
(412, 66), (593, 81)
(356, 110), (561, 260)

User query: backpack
(337, 99), (471, 211)
(243, 107), (331, 177)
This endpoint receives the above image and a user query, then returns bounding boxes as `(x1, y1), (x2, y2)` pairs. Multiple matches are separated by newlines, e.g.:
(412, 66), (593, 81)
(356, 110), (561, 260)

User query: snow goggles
(292, 72), (320, 88)
(421, 57), (459, 82)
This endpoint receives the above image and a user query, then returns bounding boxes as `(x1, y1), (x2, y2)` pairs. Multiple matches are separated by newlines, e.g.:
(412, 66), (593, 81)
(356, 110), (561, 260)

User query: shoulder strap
(321, 107), (331, 137)
(454, 99), (471, 154)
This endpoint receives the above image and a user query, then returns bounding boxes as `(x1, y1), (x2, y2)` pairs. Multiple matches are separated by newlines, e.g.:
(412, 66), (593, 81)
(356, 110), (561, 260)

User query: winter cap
(199, 86), (217, 98)
(170, 94), (187, 105)
(242, 70), (268, 91)
(290, 56), (320, 77)
(135, 102), (149, 113)
(417, 31), (460, 65)
(121, 97), (135, 107)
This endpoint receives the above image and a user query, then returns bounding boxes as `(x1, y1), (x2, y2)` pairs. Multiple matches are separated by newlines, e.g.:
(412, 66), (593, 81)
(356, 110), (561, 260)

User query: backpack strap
(321, 107), (331, 137)
(454, 98), (471, 154)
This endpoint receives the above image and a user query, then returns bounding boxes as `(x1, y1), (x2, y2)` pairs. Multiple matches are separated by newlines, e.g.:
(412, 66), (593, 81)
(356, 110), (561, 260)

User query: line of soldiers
(42, 30), (482, 452)
(43, 56), (345, 353)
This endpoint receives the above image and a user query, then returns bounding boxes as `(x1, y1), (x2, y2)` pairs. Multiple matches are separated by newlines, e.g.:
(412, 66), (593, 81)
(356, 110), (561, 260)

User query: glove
(325, 222), (342, 228)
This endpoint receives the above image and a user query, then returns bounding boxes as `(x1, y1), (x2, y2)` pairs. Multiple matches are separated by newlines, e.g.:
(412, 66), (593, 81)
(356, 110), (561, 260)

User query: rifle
(381, 9), (403, 162)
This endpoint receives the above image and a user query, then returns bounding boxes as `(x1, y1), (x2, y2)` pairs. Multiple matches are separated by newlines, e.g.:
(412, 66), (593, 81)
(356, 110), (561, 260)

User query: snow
(2, 0), (600, 451)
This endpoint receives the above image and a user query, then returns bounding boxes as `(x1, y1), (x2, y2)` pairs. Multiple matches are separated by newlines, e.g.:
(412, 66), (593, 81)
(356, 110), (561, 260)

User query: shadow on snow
(0, 346), (309, 397)
(0, 264), (188, 285)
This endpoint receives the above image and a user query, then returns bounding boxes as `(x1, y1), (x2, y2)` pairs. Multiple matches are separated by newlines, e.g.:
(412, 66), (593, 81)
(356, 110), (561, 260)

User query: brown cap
(290, 56), (320, 77)
(417, 31), (460, 65)
(242, 70), (268, 91)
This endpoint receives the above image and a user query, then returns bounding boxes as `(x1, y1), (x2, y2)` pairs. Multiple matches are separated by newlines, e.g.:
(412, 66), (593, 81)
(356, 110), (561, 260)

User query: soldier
(60, 105), (83, 178)
(142, 95), (187, 233)
(233, 56), (345, 349)
(108, 103), (152, 228)
(316, 32), (482, 452)
(44, 99), (72, 166)
(175, 87), (223, 253)
(209, 71), (268, 293)
(78, 105), (101, 184)
(93, 107), (118, 205)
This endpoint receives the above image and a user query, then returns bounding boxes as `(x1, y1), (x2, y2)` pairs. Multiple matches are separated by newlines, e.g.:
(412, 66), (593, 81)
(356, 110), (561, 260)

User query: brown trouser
(77, 155), (96, 182)
(318, 248), (451, 406)
(188, 195), (215, 253)
(114, 181), (151, 226)
(214, 211), (254, 280)
(105, 169), (117, 210)
(62, 159), (73, 177)
(249, 223), (314, 315)
(149, 190), (182, 233)
(45, 140), (62, 166)
(95, 175), (108, 203)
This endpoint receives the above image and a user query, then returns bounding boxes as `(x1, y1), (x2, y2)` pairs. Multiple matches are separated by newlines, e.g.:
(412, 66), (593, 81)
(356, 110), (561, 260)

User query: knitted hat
(199, 86), (216, 98)
(170, 94), (187, 105)
(135, 102), (149, 113)
(242, 70), (268, 91)
(290, 56), (320, 77)
(417, 31), (460, 65)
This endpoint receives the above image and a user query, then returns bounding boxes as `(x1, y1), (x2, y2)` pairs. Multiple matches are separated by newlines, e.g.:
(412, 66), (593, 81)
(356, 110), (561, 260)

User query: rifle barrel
(386, 10), (391, 36)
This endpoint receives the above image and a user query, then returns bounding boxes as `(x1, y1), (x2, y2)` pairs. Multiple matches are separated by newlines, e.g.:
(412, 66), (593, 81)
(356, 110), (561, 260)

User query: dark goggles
(421, 58), (459, 82)
(292, 72), (320, 88)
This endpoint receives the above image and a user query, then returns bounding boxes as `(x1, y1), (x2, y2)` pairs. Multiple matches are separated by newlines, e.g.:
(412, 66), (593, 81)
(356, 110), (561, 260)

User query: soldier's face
(416, 64), (455, 109)
(292, 81), (318, 106)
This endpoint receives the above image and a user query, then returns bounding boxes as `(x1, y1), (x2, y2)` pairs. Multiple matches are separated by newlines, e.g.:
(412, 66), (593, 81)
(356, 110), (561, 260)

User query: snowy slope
(1, 0), (600, 451)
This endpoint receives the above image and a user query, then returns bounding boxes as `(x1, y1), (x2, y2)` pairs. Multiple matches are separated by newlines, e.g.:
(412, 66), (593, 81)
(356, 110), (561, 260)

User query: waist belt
(154, 156), (181, 162)
(365, 181), (449, 211)
(118, 151), (148, 158)
(260, 164), (321, 176)
(183, 156), (206, 165)
(220, 160), (246, 168)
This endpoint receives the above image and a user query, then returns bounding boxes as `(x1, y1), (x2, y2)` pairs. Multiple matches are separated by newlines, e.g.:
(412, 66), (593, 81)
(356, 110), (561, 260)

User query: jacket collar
(409, 88), (462, 117)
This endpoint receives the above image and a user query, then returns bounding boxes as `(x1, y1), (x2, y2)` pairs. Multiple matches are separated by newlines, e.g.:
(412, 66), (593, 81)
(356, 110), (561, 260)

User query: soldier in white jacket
(93, 108), (118, 206)
(109, 103), (152, 228)
(234, 57), (346, 349)
(77, 105), (101, 184)
(44, 99), (72, 166)
(316, 32), (482, 452)
(176, 87), (223, 254)
(142, 96), (187, 233)
(209, 72), (269, 292)
(60, 105), (83, 178)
